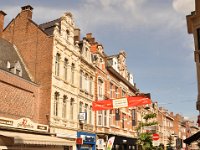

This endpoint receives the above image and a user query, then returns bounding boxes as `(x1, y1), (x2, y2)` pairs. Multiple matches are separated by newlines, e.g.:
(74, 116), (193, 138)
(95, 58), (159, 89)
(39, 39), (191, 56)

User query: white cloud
(69, 0), (191, 34)
(172, 0), (195, 14)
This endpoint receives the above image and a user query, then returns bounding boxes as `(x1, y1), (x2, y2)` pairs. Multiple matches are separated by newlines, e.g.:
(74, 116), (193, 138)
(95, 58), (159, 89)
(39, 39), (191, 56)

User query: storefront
(107, 134), (137, 150)
(0, 117), (76, 150)
(0, 130), (75, 150)
(77, 132), (96, 150)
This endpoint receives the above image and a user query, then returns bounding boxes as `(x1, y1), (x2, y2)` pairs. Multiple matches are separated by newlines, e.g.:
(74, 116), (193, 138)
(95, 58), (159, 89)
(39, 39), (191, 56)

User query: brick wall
(2, 7), (53, 125)
(0, 69), (40, 122)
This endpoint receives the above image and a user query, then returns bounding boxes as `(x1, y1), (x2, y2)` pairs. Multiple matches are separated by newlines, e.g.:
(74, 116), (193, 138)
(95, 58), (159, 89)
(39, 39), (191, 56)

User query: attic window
(7, 61), (22, 77)
(66, 29), (70, 40)
(66, 29), (70, 35)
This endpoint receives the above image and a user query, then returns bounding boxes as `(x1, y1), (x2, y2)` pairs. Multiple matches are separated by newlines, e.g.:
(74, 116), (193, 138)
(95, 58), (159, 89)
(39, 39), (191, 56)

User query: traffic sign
(152, 133), (159, 141)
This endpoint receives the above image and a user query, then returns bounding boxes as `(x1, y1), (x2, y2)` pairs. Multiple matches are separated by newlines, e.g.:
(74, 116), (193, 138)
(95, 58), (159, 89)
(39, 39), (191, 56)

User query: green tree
(137, 112), (158, 150)
(166, 135), (173, 150)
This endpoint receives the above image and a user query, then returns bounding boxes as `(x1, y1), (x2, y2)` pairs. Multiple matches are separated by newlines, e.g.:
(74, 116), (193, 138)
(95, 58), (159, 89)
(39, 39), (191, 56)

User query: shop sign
(96, 139), (104, 149)
(80, 135), (95, 143)
(113, 98), (128, 108)
(0, 117), (48, 132)
(79, 112), (87, 121)
(107, 136), (115, 150)
(76, 138), (83, 144)
(153, 140), (160, 146)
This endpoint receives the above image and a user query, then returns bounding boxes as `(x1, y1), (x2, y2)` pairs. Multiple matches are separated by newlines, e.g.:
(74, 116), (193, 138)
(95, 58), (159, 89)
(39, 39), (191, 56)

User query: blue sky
(1, 0), (197, 120)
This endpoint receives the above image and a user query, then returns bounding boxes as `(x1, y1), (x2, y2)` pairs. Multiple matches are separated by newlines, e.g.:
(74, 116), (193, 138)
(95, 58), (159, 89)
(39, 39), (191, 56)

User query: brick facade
(2, 6), (53, 125)
(0, 69), (40, 122)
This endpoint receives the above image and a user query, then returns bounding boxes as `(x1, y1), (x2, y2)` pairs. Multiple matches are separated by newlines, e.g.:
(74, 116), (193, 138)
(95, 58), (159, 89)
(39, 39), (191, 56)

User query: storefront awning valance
(183, 131), (200, 145)
(0, 130), (75, 146)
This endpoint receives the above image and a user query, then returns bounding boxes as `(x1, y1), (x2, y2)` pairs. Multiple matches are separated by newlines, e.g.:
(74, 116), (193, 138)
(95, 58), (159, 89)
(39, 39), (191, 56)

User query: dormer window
(7, 61), (22, 77)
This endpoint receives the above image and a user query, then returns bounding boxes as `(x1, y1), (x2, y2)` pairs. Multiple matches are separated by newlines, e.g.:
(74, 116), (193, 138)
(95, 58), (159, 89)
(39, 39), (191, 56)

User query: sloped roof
(39, 18), (61, 36)
(0, 38), (31, 81)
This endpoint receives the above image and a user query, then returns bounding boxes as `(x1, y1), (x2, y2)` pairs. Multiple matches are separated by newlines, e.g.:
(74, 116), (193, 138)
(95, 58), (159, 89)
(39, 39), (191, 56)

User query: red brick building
(1, 5), (53, 125)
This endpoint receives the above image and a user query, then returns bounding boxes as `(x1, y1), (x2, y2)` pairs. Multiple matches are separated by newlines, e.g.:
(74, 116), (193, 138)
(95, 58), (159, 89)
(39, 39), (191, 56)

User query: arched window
(64, 58), (68, 81)
(70, 98), (74, 120)
(54, 92), (59, 116)
(62, 95), (67, 119)
(71, 63), (75, 84)
(55, 53), (60, 76)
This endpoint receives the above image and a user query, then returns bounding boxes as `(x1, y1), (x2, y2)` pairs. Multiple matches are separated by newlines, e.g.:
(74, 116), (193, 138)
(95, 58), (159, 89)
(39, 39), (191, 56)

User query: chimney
(196, 0), (200, 14)
(74, 28), (80, 42)
(86, 33), (96, 44)
(21, 5), (33, 19)
(0, 10), (6, 36)
(86, 33), (92, 39)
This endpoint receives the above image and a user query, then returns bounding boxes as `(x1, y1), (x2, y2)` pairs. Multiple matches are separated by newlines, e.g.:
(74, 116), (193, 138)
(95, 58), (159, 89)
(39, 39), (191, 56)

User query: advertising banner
(92, 96), (151, 111)
(107, 136), (115, 150)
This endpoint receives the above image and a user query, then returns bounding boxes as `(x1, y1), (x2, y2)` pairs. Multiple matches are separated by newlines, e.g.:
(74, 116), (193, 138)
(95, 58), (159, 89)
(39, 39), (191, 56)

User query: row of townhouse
(136, 102), (199, 150)
(0, 5), (140, 150)
(0, 4), (199, 150)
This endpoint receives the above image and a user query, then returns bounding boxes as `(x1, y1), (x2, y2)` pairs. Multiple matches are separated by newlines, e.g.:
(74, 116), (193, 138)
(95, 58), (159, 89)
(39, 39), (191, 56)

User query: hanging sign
(92, 96), (151, 111)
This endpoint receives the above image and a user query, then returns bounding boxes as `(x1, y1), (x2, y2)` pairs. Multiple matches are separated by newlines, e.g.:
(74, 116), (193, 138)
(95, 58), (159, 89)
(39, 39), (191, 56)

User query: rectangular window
(89, 106), (92, 124)
(110, 83), (113, 98)
(71, 64), (75, 85)
(109, 110), (114, 126)
(104, 110), (108, 127)
(80, 71), (83, 89)
(55, 53), (60, 76)
(98, 79), (103, 99)
(132, 109), (136, 126)
(89, 78), (92, 94)
(79, 102), (83, 112)
(85, 104), (88, 123)
(197, 28), (200, 50)
(122, 90), (126, 97)
(70, 99), (74, 120)
(54, 92), (59, 116)
(122, 113), (125, 129)
(62, 96), (67, 118)
(115, 87), (118, 98)
(64, 59), (68, 81)
(97, 111), (103, 126)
